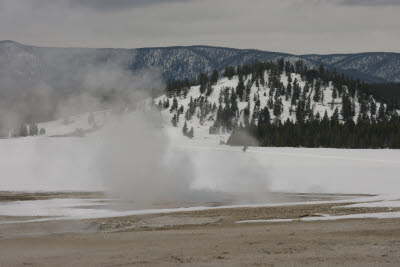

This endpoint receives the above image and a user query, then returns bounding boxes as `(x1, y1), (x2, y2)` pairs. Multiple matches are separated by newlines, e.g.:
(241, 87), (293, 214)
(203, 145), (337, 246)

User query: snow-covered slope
(155, 71), (395, 144)
(38, 110), (111, 137)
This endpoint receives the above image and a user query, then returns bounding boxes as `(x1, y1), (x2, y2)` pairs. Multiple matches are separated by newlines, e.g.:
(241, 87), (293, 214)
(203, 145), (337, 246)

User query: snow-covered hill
(37, 110), (111, 137)
(8, 68), (397, 145)
(155, 71), (398, 144)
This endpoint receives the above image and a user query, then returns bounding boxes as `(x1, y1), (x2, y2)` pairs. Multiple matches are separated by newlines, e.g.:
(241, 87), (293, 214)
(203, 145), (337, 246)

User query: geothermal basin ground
(1, 134), (400, 266)
(1, 191), (400, 266)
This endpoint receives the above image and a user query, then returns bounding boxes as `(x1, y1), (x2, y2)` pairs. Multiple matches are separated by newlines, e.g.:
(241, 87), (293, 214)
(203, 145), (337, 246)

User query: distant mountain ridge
(0, 40), (399, 126)
(132, 46), (400, 83)
(1, 40), (400, 84)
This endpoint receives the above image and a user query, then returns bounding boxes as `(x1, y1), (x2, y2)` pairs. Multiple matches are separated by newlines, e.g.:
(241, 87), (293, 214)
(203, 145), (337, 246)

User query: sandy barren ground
(1, 202), (400, 266)
(0, 191), (104, 202)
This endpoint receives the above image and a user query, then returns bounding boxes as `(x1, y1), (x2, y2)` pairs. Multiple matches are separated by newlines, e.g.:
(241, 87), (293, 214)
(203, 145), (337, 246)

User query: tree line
(163, 58), (400, 148)
(12, 123), (46, 138)
(228, 112), (400, 149)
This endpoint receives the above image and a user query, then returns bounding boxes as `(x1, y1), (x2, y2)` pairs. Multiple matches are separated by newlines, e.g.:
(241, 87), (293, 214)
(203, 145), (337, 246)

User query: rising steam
(0, 45), (270, 207)
(98, 110), (195, 207)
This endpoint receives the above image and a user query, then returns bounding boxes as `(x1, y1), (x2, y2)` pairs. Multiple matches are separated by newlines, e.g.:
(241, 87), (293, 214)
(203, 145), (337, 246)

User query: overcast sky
(0, 0), (399, 54)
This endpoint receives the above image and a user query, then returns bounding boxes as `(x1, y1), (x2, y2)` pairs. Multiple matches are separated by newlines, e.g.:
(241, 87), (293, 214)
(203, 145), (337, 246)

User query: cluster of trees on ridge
(11, 123), (46, 138)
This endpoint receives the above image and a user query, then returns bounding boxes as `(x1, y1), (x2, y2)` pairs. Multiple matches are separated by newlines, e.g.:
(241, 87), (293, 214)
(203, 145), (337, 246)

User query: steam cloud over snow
(0, 46), (271, 206)
(0, 44), (162, 134)
(98, 111), (194, 206)
(97, 110), (271, 207)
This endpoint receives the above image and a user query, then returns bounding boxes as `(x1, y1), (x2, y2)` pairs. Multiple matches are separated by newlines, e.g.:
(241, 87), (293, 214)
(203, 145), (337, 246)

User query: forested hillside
(2, 41), (400, 85)
(156, 60), (400, 148)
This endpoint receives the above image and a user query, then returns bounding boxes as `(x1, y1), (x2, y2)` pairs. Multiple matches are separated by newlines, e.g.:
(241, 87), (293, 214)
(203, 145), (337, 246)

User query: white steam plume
(98, 110), (196, 207)
(0, 44), (271, 207)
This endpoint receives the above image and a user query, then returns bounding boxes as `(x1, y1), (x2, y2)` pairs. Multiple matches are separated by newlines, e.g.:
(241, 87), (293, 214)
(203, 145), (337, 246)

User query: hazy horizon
(2, 39), (399, 56)
(1, 0), (400, 54)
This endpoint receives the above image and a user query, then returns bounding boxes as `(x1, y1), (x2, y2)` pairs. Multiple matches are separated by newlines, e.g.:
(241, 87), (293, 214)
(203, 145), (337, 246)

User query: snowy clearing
(0, 135), (399, 195)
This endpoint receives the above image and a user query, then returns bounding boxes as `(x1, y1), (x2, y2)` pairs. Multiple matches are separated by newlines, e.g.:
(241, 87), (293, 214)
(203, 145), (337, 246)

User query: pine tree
(370, 98), (377, 117)
(273, 98), (283, 118)
(331, 107), (340, 126)
(39, 128), (46, 135)
(171, 114), (178, 127)
(29, 123), (39, 136)
(170, 97), (178, 112)
(236, 74), (245, 101)
(313, 80), (321, 102)
(188, 127), (194, 138)
(267, 96), (274, 109)
(243, 102), (250, 127)
(18, 124), (28, 137)
(258, 107), (271, 127)
(164, 98), (170, 109)
(206, 82), (213, 96)
(341, 94), (354, 121)
(315, 112), (321, 120)
(332, 86), (338, 99)
(322, 110), (329, 125)
(210, 69), (219, 85)
(198, 72), (209, 94)
(223, 66), (235, 79)
(378, 103), (386, 121)
(178, 105), (184, 115)
(182, 121), (188, 136)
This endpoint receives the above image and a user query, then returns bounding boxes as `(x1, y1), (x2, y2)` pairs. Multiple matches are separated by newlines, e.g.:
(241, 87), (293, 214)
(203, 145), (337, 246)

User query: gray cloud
(30, 0), (191, 11)
(75, 0), (190, 8)
(0, 0), (399, 54)
(339, 0), (400, 6)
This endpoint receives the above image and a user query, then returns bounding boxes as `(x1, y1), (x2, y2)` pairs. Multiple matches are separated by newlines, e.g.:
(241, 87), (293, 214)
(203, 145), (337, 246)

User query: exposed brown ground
(0, 191), (104, 202)
(1, 202), (400, 266)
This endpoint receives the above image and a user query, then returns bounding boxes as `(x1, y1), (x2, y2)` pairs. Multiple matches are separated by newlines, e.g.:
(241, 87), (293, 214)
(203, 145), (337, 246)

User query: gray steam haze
(95, 86), (269, 207)
(98, 110), (193, 206)
(0, 46), (163, 134)
(93, 66), (269, 207)
(0, 46), (269, 207)
(97, 110), (269, 207)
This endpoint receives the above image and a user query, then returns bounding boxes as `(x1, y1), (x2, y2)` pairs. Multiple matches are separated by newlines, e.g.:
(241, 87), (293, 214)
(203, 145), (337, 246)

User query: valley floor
(1, 127), (399, 266)
(1, 204), (400, 267)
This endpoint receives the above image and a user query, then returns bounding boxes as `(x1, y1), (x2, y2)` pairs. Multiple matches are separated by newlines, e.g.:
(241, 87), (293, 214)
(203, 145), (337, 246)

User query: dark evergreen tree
(236, 74), (245, 101)
(341, 94), (354, 121)
(378, 103), (386, 121)
(206, 82), (213, 96)
(29, 123), (39, 136)
(273, 98), (283, 118)
(170, 97), (178, 112)
(182, 121), (188, 135)
(223, 66), (236, 79)
(198, 72), (209, 94)
(171, 114), (178, 127)
(164, 98), (170, 109)
(210, 69), (219, 85)
(331, 107), (340, 126)
(18, 124), (28, 137)
(188, 127), (194, 138)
